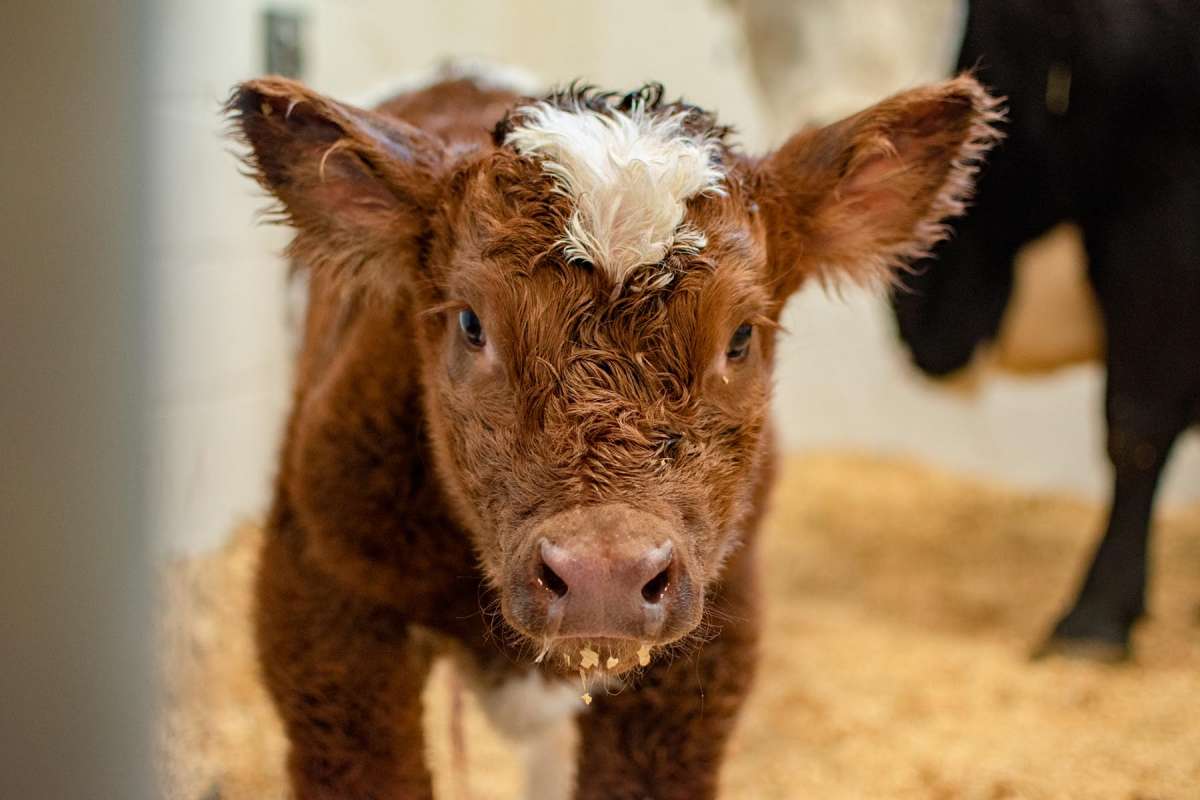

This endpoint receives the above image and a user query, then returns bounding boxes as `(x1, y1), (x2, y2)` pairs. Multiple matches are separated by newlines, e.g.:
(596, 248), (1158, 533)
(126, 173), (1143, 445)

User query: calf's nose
(536, 537), (678, 639)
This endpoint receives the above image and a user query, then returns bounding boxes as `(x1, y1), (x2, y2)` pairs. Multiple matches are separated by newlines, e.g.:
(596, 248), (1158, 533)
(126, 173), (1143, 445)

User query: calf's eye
(726, 323), (753, 361)
(458, 308), (486, 348)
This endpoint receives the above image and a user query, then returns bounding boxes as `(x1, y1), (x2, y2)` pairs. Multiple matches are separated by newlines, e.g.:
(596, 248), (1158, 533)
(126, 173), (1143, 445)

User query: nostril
(641, 565), (671, 604)
(537, 559), (569, 599)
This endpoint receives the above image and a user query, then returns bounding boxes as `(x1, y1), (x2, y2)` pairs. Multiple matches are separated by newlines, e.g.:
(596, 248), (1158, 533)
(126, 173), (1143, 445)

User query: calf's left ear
(755, 74), (1003, 297)
(225, 77), (445, 293)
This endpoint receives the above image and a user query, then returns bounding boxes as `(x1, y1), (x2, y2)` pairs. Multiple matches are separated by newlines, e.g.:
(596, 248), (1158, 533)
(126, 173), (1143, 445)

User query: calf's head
(230, 76), (999, 672)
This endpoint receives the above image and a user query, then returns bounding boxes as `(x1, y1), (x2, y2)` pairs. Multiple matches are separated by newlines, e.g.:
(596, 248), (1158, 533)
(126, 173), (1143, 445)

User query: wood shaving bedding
(159, 453), (1200, 800)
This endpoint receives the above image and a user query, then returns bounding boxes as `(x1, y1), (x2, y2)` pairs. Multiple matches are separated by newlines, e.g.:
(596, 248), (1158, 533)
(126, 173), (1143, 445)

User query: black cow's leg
(1040, 402), (1186, 661)
(1038, 173), (1197, 660)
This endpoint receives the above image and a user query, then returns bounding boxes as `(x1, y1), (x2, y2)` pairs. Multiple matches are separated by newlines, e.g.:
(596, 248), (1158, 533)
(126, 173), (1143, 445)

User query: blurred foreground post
(0, 2), (152, 798)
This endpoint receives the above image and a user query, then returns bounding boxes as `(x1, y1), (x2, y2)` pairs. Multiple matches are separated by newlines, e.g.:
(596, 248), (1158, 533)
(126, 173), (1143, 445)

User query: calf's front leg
(573, 551), (759, 800)
(256, 532), (435, 800)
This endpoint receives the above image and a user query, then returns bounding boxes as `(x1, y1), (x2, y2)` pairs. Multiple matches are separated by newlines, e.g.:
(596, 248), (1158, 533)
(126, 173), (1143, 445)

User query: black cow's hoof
(1031, 634), (1129, 663)
(1031, 613), (1133, 663)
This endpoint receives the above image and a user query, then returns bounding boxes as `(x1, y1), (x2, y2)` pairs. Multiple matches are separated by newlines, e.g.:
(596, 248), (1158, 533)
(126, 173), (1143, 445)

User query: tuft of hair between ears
(500, 83), (735, 289)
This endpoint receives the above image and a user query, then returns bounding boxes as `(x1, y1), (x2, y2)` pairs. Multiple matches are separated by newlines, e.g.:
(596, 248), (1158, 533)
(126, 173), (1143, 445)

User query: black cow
(892, 0), (1200, 660)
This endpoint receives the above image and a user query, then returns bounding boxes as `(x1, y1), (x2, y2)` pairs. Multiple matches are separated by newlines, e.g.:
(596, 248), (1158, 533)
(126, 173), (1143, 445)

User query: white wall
(148, 0), (296, 554)
(775, 288), (1200, 504)
(149, 0), (1198, 554)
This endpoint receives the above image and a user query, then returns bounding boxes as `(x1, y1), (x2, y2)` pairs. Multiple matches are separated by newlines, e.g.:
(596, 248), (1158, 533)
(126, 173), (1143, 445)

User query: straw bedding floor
(160, 453), (1200, 799)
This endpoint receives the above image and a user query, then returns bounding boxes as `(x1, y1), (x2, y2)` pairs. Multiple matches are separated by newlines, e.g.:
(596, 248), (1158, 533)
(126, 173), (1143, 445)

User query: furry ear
(226, 77), (444, 290)
(755, 74), (1003, 297)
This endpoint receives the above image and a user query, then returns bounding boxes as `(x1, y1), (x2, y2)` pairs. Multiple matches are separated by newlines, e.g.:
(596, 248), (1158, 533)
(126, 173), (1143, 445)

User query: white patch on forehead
(505, 96), (726, 283)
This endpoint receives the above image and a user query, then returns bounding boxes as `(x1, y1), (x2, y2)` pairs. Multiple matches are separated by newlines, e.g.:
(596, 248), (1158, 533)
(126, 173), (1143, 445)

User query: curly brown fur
(228, 71), (1000, 799)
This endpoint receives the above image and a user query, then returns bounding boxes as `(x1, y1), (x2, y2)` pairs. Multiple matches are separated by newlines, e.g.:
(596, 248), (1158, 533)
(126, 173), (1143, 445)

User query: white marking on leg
(477, 669), (583, 800)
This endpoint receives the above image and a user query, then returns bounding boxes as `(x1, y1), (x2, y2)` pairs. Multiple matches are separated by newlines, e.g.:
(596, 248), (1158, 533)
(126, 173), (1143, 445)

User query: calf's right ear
(226, 77), (444, 288)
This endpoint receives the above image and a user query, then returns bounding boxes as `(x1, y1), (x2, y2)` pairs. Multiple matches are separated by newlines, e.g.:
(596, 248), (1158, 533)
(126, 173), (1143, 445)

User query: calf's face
(230, 77), (999, 672)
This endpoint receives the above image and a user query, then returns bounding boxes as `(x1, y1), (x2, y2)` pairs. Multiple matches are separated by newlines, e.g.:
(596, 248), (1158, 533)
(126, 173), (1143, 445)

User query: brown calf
(228, 70), (1000, 799)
